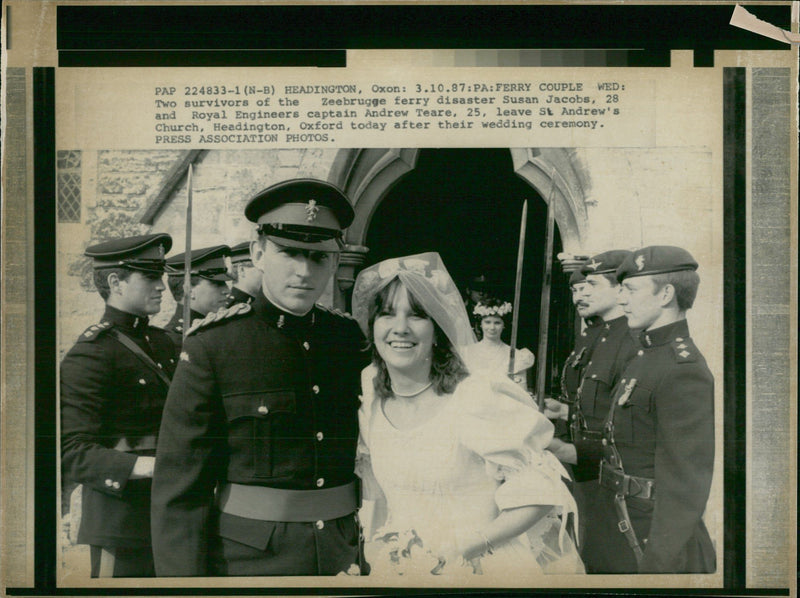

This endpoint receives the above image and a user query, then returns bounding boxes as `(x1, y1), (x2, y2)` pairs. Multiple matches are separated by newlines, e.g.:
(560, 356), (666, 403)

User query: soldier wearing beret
(152, 179), (369, 576)
(224, 241), (262, 307)
(584, 246), (716, 573)
(60, 233), (177, 577)
(163, 245), (233, 348)
(548, 251), (639, 555)
(544, 265), (604, 423)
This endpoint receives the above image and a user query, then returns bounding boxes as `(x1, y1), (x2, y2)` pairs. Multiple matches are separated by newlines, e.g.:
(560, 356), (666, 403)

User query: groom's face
(251, 239), (338, 315)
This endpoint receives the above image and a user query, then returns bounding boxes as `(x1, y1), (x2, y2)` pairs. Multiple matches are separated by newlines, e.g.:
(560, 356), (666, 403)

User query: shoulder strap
(107, 328), (172, 387)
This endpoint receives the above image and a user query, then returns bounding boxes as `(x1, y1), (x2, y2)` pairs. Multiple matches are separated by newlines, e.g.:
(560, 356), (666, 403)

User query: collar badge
(585, 259), (600, 271)
(305, 199), (319, 222)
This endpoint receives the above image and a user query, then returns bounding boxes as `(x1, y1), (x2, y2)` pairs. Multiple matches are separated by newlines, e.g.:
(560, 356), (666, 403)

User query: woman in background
(460, 297), (535, 390)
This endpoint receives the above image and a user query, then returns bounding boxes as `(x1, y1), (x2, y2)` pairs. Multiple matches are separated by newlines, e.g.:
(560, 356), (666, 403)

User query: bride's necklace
(391, 381), (433, 398)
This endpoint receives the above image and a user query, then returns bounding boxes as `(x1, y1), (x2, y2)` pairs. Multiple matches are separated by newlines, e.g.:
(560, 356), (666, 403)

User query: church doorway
(362, 148), (574, 395)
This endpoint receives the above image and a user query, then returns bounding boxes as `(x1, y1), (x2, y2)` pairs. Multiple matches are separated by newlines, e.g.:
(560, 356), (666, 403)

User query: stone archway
(327, 147), (591, 308)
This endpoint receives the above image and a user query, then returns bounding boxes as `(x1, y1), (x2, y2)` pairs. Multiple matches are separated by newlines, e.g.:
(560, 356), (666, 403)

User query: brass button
(112, 481), (120, 490)
(316, 478), (325, 487)
(637, 350), (644, 356)
(315, 520), (324, 530)
(104, 479), (113, 487)
(312, 385), (320, 394)
(258, 405), (269, 415)
(139, 379), (146, 385)
(316, 432), (324, 441)
(303, 341), (310, 351)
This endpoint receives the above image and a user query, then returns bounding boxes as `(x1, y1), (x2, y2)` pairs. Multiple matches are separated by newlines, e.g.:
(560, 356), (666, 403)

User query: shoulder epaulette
(186, 303), (252, 337)
(77, 320), (113, 342)
(671, 337), (698, 363)
(315, 304), (355, 320)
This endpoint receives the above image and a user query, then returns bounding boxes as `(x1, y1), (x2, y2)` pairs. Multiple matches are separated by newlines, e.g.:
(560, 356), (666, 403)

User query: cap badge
(305, 199), (319, 222)
(585, 259), (600, 271)
(635, 255), (645, 271)
(158, 244), (165, 259)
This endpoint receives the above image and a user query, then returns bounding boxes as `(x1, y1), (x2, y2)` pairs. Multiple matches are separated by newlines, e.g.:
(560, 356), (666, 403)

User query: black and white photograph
(1, 2), (796, 596)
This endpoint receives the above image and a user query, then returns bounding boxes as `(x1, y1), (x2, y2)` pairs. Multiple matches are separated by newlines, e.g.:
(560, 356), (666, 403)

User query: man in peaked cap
(60, 233), (177, 577)
(152, 179), (369, 576)
(163, 245), (233, 349)
(547, 250), (640, 560)
(585, 246), (715, 573)
(224, 241), (262, 307)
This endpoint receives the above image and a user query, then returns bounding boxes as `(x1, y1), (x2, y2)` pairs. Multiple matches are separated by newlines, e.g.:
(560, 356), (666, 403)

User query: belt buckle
(618, 519), (631, 533)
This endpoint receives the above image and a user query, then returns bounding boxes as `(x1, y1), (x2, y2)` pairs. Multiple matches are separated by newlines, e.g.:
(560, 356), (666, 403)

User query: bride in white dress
(351, 253), (581, 580)
(459, 297), (535, 390)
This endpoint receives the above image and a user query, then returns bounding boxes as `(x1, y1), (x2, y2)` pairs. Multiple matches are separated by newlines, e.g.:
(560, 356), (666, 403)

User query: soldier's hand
(547, 437), (578, 465)
(130, 456), (155, 479)
(544, 398), (569, 421)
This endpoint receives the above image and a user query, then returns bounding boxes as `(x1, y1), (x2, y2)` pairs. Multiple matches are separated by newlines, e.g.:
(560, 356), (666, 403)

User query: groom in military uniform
(152, 179), (368, 576)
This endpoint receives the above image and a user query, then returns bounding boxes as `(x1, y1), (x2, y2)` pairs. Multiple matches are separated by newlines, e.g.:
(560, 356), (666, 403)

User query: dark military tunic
(151, 292), (369, 576)
(554, 316), (603, 442)
(571, 316), (638, 482)
(225, 286), (256, 308)
(163, 305), (204, 350)
(60, 306), (177, 567)
(584, 319), (715, 573)
(561, 316), (604, 405)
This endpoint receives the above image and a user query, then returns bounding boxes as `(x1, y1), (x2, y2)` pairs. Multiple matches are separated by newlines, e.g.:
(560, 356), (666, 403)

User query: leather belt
(217, 481), (358, 522)
(599, 461), (655, 500)
(114, 435), (157, 452)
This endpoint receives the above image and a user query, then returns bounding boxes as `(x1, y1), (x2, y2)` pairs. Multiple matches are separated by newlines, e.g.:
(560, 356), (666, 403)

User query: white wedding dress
(356, 365), (582, 579)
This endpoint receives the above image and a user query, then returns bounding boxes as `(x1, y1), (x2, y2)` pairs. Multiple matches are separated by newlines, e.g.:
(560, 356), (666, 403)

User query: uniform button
(601, 338), (607, 343)
(258, 405), (269, 415)
(675, 337), (684, 342)
(157, 363), (163, 368)
(637, 350), (644, 356)
(571, 414), (577, 420)
(602, 439), (608, 446)
(138, 379), (146, 385)
(591, 374), (597, 379)
(316, 432), (324, 441)
(316, 478), (325, 487)
(303, 341), (310, 351)
(315, 520), (324, 530)
(112, 481), (120, 490)
(105, 479), (113, 487)
(587, 361), (593, 366)
(312, 385), (320, 394)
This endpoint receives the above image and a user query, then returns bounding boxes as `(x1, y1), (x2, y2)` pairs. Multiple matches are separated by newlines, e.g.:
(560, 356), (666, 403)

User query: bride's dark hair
(368, 279), (469, 400)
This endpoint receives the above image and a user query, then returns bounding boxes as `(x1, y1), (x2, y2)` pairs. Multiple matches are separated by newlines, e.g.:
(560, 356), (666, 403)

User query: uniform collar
(103, 305), (149, 334)
(172, 304), (205, 324)
(585, 315), (603, 328)
(639, 319), (690, 348)
(229, 286), (256, 305)
(253, 291), (315, 330)
(603, 315), (629, 331)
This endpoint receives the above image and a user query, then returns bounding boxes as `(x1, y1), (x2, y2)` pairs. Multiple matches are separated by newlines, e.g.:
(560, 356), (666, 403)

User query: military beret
(244, 179), (353, 252)
(229, 241), (253, 264)
(85, 233), (172, 274)
(581, 250), (632, 276)
(569, 269), (586, 286)
(616, 245), (699, 281)
(167, 245), (233, 281)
